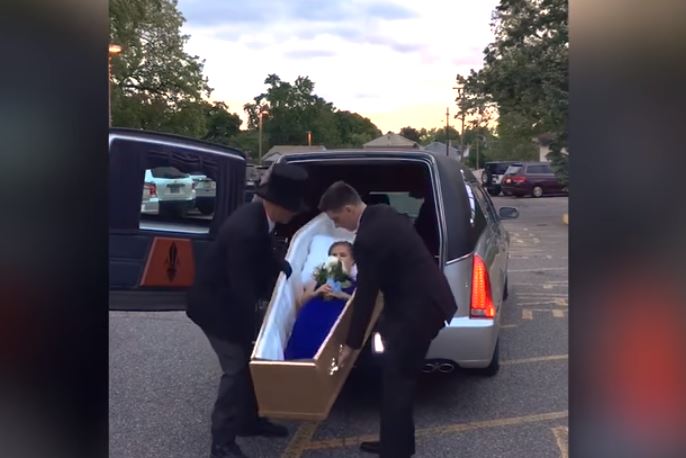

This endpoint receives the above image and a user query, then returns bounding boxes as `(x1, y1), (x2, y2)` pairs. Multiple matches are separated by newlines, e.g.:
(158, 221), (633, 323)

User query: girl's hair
(328, 240), (353, 255)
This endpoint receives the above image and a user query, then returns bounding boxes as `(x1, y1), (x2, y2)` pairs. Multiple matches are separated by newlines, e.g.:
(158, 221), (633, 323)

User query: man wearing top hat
(187, 162), (309, 458)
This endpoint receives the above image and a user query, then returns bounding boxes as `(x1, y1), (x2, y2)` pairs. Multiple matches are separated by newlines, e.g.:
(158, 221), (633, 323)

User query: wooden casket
(249, 213), (383, 421)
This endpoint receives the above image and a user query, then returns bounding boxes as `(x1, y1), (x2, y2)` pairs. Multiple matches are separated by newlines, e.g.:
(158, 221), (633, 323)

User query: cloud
(178, 0), (278, 26)
(284, 49), (337, 59)
(179, 0), (417, 27)
(365, 2), (417, 20)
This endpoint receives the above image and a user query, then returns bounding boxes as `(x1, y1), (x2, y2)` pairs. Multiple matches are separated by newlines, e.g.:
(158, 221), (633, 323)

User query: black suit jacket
(347, 204), (458, 349)
(187, 201), (285, 343)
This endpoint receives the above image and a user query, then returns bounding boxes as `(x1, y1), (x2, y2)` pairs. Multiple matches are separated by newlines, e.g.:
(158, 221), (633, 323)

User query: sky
(177, 0), (499, 134)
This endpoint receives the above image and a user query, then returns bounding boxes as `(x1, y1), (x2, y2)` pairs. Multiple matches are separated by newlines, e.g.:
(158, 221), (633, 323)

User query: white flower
(324, 256), (340, 270)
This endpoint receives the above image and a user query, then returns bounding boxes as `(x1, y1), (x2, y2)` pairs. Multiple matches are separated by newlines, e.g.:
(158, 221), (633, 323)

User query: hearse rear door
(109, 131), (246, 310)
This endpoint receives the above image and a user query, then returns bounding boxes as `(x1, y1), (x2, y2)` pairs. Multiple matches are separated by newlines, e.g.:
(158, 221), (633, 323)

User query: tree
(419, 127), (461, 146)
(109, 0), (214, 134)
(244, 74), (382, 150)
(399, 127), (421, 143)
(457, 0), (568, 176)
(336, 111), (382, 147)
(202, 102), (242, 145)
(244, 74), (340, 148)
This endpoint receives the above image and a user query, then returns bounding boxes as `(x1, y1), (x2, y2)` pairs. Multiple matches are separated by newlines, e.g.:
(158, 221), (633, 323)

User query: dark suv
(501, 161), (567, 198)
(481, 161), (517, 196)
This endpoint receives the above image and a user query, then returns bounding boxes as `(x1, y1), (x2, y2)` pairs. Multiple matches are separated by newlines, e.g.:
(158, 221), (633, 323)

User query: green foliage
(203, 102), (242, 145)
(245, 74), (382, 150)
(399, 127), (421, 143)
(336, 111), (381, 147)
(419, 127), (461, 146)
(228, 130), (261, 161)
(456, 0), (568, 176)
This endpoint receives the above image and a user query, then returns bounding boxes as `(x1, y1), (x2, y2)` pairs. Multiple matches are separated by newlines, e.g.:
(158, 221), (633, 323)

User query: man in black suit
(318, 181), (458, 458)
(187, 163), (308, 458)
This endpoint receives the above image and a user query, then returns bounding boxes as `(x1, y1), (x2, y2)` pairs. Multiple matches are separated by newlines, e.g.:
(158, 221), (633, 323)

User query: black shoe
(210, 442), (248, 458)
(360, 440), (380, 454)
(238, 418), (289, 437)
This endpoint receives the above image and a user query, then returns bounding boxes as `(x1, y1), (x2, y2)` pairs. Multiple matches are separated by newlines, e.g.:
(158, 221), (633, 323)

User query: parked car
(264, 149), (519, 376)
(145, 167), (196, 216)
(109, 128), (246, 310)
(189, 172), (216, 215)
(501, 161), (567, 197)
(481, 161), (517, 196)
(140, 180), (159, 215)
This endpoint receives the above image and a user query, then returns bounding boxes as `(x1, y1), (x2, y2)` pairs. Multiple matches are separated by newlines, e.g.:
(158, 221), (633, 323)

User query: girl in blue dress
(284, 241), (356, 360)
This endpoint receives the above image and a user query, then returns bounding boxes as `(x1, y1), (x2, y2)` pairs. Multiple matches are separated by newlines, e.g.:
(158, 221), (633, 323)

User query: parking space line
(501, 354), (568, 365)
(301, 411), (568, 451)
(510, 267), (567, 272)
(522, 307), (568, 319)
(552, 426), (569, 458)
(281, 421), (319, 458)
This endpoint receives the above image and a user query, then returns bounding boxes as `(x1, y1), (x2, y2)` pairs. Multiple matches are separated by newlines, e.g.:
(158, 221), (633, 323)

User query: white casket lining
(253, 213), (355, 361)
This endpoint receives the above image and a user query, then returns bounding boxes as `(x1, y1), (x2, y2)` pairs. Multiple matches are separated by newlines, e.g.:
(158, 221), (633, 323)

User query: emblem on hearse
(165, 242), (179, 282)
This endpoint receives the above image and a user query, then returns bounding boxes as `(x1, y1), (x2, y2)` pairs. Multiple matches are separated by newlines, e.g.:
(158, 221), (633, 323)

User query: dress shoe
(360, 440), (381, 454)
(238, 418), (289, 437)
(210, 442), (248, 458)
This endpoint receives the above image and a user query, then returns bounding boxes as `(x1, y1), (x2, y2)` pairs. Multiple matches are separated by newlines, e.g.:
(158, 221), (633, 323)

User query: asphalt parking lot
(109, 196), (568, 458)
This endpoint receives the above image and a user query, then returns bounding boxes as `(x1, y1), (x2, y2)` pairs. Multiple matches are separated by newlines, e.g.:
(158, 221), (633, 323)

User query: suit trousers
(205, 333), (259, 448)
(379, 325), (434, 458)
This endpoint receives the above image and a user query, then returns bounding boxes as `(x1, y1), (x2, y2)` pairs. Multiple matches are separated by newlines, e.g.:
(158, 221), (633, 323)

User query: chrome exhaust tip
(437, 362), (456, 374)
(422, 362), (438, 373)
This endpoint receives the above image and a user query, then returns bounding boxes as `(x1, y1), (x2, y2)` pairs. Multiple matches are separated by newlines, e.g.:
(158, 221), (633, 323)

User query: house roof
(423, 141), (462, 160)
(363, 132), (419, 148)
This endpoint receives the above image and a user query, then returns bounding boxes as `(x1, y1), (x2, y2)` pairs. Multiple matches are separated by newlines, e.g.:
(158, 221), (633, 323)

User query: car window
(140, 164), (216, 234)
(494, 164), (510, 174)
(526, 164), (552, 174)
(505, 165), (522, 175)
(150, 166), (190, 179)
(471, 183), (496, 225)
(369, 191), (424, 219)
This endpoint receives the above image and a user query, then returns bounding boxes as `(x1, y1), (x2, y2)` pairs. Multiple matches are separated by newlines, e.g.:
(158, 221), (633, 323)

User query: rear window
(504, 165), (523, 175)
(151, 166), (189, 179)
(486, 163), (511, 174)
(527, 164), (553, 174)
(368, 192), (424, 219)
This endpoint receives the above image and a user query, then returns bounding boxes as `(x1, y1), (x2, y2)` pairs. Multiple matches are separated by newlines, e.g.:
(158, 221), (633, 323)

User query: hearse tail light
(470, 254), (495, 319)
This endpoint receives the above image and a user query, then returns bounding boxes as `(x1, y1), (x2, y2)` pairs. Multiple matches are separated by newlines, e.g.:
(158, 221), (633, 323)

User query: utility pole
(445, 107), (450, 156)
(453, 78), (466, 157)
(258, 105), (268, 165)
(258, 111), (263, 164)
(476, 135), (480, 170)
(108, 44), (122, 127)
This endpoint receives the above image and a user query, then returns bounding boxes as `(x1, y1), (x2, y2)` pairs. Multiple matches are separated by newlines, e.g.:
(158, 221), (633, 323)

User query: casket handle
(328, 344), (344, 376)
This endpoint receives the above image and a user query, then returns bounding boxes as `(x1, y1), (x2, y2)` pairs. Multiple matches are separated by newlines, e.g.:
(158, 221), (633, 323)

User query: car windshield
(504, 165), (523, 175)
(151, 166), (189, 179)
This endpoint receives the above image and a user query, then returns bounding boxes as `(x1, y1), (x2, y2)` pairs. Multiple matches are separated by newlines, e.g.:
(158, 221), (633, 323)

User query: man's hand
(338, 345), (355, 369)
(280, 260), (292, 279)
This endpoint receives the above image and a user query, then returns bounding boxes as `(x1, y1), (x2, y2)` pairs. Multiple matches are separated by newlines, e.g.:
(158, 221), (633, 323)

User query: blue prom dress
(284, 278), (357, 360)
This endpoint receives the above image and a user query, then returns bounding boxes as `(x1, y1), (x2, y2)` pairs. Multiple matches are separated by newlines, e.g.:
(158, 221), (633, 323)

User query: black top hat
(256, 163), (309, 213)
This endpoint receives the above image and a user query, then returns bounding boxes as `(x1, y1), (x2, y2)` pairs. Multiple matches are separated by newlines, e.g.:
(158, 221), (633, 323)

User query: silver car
(276, 149), (518, 376)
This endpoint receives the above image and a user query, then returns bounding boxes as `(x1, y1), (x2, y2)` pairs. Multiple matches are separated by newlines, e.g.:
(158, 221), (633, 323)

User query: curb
(562, 213), (568, 225)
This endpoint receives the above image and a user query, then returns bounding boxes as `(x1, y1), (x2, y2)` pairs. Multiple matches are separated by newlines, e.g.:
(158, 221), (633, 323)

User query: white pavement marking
(552, 426), (569, 458)
(522, 308), (568, 319)
(510, 267), (567, 272)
